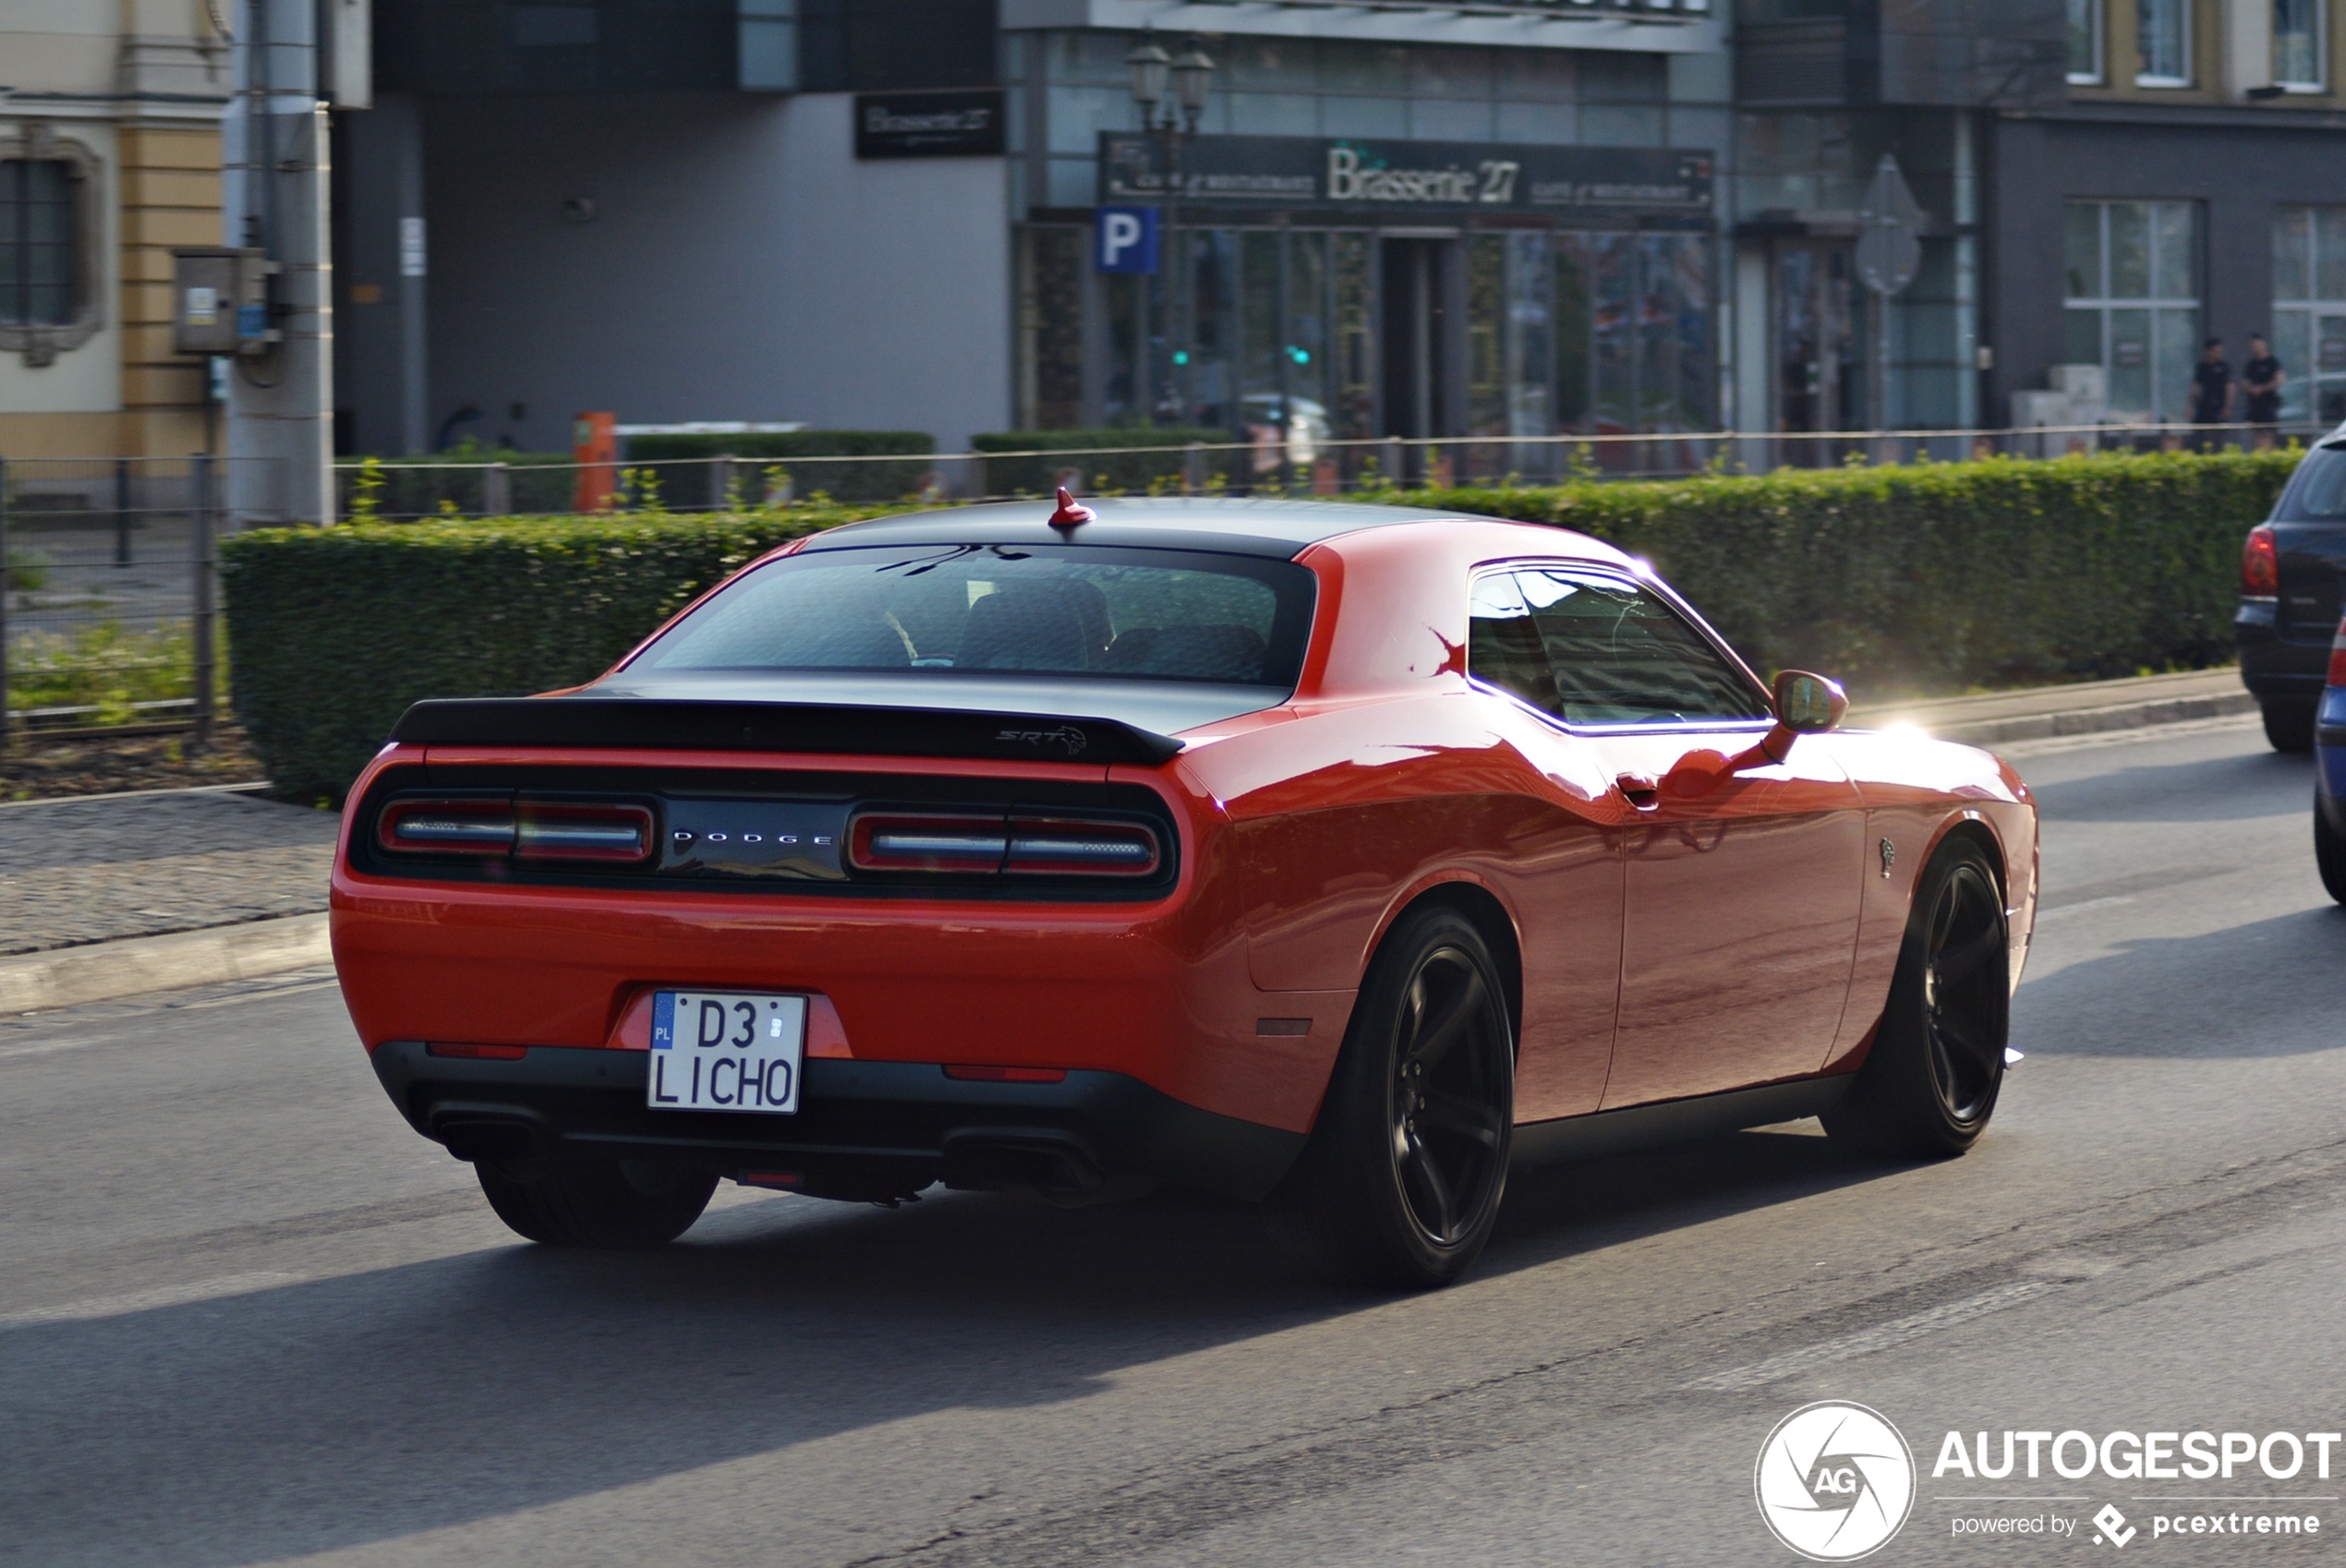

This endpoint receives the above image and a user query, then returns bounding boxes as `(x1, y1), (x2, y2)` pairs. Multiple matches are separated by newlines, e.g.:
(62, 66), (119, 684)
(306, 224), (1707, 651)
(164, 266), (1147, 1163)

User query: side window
(1516, 569), (1770, 725)
(1468, 573), (1560, 715)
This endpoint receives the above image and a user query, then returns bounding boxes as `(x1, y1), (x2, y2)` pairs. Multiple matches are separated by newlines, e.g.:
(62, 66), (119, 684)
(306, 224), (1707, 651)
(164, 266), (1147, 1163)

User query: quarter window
(1467, 573), (1562, 714)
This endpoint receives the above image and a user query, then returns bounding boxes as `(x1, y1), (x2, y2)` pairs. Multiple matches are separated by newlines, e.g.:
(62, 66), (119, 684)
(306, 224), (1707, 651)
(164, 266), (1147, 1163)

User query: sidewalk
(0, 666), (2264, 1017)
(0, 786), (339, 1014)
(1856, 666), (2255, 746)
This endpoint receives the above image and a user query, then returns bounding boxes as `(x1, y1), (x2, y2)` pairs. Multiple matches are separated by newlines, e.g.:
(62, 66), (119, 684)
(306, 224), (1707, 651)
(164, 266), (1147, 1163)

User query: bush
(1404, 450), (2298, 700)
(222, 502), (898, 800)
(621, 430), (934, 504)
(972, 428), (1230, 499)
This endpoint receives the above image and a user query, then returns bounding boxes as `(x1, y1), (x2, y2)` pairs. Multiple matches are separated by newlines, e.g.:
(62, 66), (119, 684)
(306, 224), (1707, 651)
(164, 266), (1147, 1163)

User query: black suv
(2239, 428), (2346, 752)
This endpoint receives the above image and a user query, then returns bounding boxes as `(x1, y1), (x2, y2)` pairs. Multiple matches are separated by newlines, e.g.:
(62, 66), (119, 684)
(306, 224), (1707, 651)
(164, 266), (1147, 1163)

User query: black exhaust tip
(432, 1114), (546, 1164)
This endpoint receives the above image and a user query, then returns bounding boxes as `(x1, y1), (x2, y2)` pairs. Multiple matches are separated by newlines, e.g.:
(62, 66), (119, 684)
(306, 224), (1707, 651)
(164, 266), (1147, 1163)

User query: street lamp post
(1127, 38), (1214, 433)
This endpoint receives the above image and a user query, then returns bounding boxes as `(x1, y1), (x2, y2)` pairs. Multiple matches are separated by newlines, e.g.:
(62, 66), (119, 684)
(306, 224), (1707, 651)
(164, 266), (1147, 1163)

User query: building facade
(1994, 0), (2346, 427)
(321, 0), (2346, 460)
(340, 0), (1729, 460)
(0, 0), (229, 460)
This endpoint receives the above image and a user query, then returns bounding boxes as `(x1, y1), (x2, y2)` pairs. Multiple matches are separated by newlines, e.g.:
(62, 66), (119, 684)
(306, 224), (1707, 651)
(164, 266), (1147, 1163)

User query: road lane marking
(2, 1271), (301, 1326)
(1685, 1280), (2062, 1391)
(2034, 895), (2136, 923)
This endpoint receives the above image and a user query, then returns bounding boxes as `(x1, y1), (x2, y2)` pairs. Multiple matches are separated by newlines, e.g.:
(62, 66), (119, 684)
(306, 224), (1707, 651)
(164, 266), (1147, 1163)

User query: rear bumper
(2238, 600), (2329, 700)
(369, 1042), (1306, 1201)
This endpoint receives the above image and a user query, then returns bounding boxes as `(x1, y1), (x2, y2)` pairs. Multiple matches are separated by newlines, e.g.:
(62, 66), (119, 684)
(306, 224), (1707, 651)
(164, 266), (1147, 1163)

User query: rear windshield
(2276, 445), (2346, 522)
(631, 543), (1317, 688)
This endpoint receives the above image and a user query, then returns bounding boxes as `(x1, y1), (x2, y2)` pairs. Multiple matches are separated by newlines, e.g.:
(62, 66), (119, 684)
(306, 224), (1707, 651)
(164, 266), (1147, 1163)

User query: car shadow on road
(2026, 743), (2311, 826)
(2016, 902), (2346, 1057)
(0, 1124), (1908, 1567)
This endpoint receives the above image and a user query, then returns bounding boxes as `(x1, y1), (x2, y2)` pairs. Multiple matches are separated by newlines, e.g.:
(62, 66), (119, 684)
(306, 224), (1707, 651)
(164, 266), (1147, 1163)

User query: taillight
(2243, 525), (2280, 597)
(514, 802), (653, 862)
(1005, 816), (1161, 876)
(849, 813), (1010, 872)
(380, 798), (514, 855)
(847, 810), (1163, 879)
(377, 795), (653, 864)
(2329, 617), (2346, 688)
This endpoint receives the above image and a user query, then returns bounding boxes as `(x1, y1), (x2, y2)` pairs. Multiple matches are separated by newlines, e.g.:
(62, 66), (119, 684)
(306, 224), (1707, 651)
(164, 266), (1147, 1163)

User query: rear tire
(2264, 700), (2316, 754)
(1274, 906), (1514, 1288)
(1823, 839), (2009, 1159)
(2316, 801), (2346, 906)
(476, 1158), (717, 1248)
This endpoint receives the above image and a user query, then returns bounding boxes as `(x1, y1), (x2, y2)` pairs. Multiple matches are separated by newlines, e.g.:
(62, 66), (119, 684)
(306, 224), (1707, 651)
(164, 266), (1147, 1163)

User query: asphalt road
(6, 715), (2343, 1567)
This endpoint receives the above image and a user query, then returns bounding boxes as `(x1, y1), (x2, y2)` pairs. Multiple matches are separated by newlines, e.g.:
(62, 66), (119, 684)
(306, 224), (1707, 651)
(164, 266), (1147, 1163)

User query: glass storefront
(2273, 205), (2346, 427)
(1017, 222), (1714, 458)
(2062, 199), (2201, 423)
(1003, 27), (1725, 467)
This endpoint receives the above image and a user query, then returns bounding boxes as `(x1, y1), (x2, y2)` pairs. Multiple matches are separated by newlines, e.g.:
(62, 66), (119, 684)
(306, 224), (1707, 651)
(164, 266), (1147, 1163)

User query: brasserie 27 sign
(1098, 133), (1711, 223)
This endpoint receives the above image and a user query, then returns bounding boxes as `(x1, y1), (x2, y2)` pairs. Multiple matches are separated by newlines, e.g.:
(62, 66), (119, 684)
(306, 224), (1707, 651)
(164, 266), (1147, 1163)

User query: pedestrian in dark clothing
(2243, 333), (2286, 449)
(2191, 338), (2234, 450)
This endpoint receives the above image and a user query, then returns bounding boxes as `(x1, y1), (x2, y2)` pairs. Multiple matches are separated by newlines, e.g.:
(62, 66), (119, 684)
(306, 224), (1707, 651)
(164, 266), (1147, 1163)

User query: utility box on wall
(171, 247), (278, 356)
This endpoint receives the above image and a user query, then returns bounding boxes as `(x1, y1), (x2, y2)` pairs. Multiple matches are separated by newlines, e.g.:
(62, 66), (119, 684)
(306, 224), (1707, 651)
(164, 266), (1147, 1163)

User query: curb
(0, 913), (330, 1018)
(1899, 690), (2261, 747)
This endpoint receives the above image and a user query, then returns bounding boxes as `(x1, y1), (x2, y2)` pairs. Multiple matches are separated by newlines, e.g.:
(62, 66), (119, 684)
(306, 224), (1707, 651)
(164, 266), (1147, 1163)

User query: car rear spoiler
(388, 697), (1185, 766)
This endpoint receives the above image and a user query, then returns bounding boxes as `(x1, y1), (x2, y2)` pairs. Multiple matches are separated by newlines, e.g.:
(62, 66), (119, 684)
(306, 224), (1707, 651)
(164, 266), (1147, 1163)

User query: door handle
(1614, 771), (1661, 811)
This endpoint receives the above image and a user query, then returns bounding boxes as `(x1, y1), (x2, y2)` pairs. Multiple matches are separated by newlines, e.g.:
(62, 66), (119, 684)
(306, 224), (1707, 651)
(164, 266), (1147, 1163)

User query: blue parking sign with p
(1095, 206), (1159, 274)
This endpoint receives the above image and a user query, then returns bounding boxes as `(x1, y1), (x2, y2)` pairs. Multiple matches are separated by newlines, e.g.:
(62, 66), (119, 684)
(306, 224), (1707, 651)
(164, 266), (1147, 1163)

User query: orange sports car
(333, 496), (2037, 1285)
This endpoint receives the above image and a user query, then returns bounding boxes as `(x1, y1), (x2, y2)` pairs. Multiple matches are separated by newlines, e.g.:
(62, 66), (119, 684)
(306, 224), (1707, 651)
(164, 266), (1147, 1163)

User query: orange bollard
(573, 412), (618, 513)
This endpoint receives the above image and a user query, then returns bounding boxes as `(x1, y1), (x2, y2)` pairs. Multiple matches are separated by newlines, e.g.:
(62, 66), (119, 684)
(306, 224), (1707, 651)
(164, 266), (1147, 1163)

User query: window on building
(2136, 0), (2190, 82)
(0, 157), (79, 328)
(2068, 0), (2105, 81)
(2063, 199), (2201, 421)
(2275, 0), (2324, 89)
(2272, 206), (2346, 426)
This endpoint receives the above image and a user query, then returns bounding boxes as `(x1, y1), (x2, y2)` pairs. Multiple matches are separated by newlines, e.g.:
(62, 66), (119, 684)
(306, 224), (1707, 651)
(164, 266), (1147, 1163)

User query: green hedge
(622, 430), (933, 503)
(1402, 449), (2298, 701)
(221, 503), (898, 801)
(972, 428), (1229, 498)
(224, 450), (2300, 800)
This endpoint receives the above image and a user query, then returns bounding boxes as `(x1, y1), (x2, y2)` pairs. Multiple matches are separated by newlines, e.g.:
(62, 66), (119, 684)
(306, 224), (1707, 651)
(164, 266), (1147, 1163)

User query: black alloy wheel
(1916, 856), (2009, 1125)
(1276, 905), (1514, 1287)
(1823, 839), (2009, 1157)
(476, 1157), (719, 1248)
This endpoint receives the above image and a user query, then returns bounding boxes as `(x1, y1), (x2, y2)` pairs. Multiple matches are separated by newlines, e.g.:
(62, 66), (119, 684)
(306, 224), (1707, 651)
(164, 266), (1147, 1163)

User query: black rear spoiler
(388, 697), (1184, 766)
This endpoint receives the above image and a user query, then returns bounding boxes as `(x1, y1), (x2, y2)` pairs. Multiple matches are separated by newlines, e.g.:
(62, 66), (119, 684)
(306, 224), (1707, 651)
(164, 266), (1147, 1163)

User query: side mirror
(1773, 669), (1848, 735)
(1738, 669), (1847, 769)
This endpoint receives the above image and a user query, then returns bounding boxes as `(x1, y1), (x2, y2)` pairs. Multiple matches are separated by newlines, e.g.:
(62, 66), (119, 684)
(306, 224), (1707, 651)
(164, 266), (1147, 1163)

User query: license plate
(647, 991), (806, 1114)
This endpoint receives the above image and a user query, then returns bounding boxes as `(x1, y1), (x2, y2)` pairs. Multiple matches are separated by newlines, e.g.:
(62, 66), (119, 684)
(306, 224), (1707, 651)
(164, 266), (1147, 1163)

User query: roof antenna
(1047, 486), (1095, 530)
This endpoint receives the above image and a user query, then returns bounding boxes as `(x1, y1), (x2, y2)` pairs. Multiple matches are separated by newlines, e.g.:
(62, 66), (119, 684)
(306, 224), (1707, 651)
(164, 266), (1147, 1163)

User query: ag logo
(1755, 1401), (1917, 1561)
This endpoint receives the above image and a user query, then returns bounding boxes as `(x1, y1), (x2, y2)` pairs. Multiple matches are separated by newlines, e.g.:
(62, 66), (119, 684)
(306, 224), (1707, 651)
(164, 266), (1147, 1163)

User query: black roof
(797, 497), (1491, 561)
